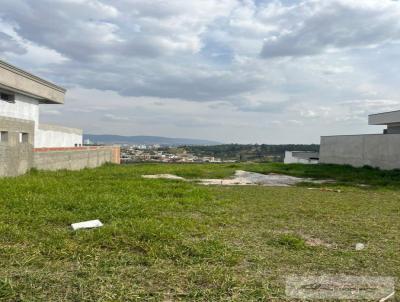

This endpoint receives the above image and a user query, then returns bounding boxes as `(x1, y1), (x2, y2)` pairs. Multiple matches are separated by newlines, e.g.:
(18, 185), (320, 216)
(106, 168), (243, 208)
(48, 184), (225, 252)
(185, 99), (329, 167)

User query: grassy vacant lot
(0, 163), (399, 301)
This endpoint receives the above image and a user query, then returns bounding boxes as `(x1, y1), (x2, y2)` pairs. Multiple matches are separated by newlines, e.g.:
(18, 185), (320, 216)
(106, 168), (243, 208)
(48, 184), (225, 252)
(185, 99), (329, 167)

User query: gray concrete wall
(320, 134), (400, 170)
(0, 116), (119, 176)
(33, 146), (120, 171)
(284, 151), (319, 164)
(292, 151), (319, 160)
(369, 110), (400, 125)
(386, 125), (400, 134)
(0, 116), (34, 177)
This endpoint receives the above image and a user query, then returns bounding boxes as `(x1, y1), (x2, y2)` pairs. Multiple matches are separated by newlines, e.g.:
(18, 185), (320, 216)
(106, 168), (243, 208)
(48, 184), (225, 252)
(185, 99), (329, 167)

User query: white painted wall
(284, 151), (319, 164)
(0, 93), (39, 123)
(35, 125), (83, 148)
(1, 92), (82, 148)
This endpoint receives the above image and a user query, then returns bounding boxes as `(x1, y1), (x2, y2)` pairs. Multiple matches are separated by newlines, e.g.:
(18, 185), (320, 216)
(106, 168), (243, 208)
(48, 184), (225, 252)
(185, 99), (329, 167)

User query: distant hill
(83, 134), (221, 146)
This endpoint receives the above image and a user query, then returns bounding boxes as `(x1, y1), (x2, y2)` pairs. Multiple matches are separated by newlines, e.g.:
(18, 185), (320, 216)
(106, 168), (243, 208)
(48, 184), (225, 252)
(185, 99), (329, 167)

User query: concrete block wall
(0, 115), (120, 176)
(320, 134), (400, 170)
(32, 146), (120, 171)
(0, 116), (34, 177)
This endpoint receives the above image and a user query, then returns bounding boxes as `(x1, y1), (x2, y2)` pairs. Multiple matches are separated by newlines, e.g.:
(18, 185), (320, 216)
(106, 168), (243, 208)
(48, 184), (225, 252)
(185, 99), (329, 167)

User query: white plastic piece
(71, 219), (103, 231)
(379, 291), (395, 302)
(355, 243), (365, 251)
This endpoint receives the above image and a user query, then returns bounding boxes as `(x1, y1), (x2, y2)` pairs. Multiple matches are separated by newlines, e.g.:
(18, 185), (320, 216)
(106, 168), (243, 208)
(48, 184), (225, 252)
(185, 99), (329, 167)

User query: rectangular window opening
(0, 91), (15, 103)
(0, 131), (8, 143)
(19, 132), (29, 143)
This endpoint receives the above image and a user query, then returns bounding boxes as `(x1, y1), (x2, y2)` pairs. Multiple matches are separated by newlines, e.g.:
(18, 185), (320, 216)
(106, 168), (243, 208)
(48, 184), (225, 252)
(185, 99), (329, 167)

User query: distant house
(284, 151), (319, 164)
(0, 60), (119, 177)
(319, 110), (400, 170)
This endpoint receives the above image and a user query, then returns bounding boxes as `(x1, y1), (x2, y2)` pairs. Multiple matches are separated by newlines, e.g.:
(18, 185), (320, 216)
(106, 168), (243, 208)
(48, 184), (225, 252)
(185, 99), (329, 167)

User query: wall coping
(321, 134), (400, 138)
(33, 146), (118, 152)
(38, 123), (83, 135)
(0, 115), (35, 124)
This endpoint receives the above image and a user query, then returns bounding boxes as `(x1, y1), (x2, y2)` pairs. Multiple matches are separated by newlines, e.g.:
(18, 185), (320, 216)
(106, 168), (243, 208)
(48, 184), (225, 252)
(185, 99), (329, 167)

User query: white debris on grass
(142, 174), (185, 180)
(379, 291), (395, 302)
(71, 219), (103, 231)
(307, 187), (342, 193)
(198, 170), (306, 186)
(355, 243), (365, 251)
(142, 170), (332, 187)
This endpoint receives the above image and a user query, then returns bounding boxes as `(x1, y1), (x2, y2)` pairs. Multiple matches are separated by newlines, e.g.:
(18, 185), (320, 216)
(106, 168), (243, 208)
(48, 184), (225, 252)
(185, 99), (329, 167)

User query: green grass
(0, 163), (399, 301)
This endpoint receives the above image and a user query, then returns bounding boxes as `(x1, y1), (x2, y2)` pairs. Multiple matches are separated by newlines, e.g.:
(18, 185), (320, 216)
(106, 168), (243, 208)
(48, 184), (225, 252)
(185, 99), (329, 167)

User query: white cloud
(260, 0), (400, 58)
(2, 0), (400, 143)
(102, 113), (129, 122)
(0, 32), (26, 54)
(40, 109), (61, 116)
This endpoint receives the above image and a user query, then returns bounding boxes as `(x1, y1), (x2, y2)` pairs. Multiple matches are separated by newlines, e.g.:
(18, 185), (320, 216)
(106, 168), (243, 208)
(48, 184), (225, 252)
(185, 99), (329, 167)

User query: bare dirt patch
(272, 230), (336, 249)
(142, 174), (186, 180)
(300, 234), (335, 249)
(142, 170), (332, 187)
(198, 170), (320, 187)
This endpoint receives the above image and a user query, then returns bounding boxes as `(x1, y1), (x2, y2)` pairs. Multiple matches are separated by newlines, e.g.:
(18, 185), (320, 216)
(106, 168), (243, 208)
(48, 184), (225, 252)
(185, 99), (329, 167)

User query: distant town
(82, 138), (320, 164)
(120, 144), (226, 163)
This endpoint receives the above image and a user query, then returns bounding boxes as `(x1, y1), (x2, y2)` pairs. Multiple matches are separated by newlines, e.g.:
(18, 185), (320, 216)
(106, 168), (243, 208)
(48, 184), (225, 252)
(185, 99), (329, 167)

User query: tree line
(182, 144), (320, 162)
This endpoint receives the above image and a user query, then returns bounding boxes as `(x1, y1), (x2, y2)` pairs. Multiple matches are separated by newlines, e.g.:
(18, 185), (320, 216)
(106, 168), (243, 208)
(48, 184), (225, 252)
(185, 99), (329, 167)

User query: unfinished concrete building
(319, 110), (400, 170)
(284, 151), (319, 165)
(0, 60), (119, 177)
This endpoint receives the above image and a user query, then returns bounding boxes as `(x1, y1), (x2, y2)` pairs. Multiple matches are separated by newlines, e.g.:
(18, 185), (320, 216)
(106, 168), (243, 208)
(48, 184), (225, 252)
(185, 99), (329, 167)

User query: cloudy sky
(1, 0), (399, 143)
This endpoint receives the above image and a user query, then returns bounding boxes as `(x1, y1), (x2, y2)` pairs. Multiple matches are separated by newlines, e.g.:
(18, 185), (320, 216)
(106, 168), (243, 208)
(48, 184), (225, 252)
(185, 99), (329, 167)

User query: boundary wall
(320, 134), (400, 170)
